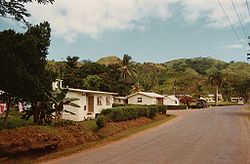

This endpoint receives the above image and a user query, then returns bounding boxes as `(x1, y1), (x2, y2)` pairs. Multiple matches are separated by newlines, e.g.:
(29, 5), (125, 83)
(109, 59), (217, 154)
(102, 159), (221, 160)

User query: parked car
(196, 99), (208, 108)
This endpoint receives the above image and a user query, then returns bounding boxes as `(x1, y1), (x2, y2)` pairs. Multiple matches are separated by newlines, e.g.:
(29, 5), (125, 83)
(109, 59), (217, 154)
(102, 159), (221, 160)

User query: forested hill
(47, 56), (250, 101)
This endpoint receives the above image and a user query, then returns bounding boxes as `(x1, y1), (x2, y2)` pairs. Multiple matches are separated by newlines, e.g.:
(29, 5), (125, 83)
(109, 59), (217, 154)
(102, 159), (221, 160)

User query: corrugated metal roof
(127, 92), (165, 98)
(68, 88), (118, 95)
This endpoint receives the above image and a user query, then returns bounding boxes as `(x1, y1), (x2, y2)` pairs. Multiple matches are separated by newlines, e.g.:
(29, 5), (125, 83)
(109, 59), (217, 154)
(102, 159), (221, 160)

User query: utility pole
(173, 80), (177, 96)
(248, 37), (250, 60)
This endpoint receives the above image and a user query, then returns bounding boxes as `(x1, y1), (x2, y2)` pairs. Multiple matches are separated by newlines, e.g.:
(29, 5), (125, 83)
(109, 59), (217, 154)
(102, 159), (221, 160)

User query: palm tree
(130, 81), (144, 93)
(208, 69), (223, 106)
(121, 54), (136, 79)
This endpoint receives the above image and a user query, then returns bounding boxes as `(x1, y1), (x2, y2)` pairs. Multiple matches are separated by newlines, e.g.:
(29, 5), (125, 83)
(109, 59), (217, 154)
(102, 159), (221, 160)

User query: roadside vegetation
(0, 106), (173, 163)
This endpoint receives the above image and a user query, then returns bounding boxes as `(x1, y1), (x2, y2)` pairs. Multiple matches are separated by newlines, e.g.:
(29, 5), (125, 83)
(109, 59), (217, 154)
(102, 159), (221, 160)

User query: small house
(127, 92), (164, 105)
(206, 94), (223, 102)
(63, 88), (117, 121)
(163, 95), (179, 106)
(230, 97), (244, 104)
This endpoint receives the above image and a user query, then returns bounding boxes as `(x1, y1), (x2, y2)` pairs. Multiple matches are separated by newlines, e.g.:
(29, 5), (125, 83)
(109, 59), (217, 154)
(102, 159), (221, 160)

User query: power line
(234, 1), (249, 33)
(217, 0), (247, 52)
(230, 0), (249, 41)
(246, 0), (250, 16)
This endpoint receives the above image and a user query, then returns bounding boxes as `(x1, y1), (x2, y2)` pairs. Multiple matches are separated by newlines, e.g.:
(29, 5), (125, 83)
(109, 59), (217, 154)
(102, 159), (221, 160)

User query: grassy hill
(96, 56), (121, 66)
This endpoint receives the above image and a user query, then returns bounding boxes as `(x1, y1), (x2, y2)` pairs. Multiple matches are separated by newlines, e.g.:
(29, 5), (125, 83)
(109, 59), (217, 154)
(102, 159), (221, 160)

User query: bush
(158, 105), (167, 114)
(100, 105), (167, 122)
(96, 115), (105, 129)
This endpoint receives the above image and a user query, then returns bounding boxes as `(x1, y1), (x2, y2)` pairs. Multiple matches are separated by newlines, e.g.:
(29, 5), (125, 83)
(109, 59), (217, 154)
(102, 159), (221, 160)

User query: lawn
(0, 110), (33, 129)
(80, 119), (98, 131)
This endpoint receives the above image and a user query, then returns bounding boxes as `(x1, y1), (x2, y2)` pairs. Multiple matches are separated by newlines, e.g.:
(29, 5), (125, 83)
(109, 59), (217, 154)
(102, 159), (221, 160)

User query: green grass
(80, 119), (98, 131)
(0, 110), (33, 129)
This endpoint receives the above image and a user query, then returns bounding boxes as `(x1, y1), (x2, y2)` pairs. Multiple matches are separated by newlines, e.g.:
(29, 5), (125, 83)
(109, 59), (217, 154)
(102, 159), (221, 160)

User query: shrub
(149, 108), (157, 118)
(100, 105), (166, 122)
(96, 115), (105, 129)
(158, 105), (167, 114)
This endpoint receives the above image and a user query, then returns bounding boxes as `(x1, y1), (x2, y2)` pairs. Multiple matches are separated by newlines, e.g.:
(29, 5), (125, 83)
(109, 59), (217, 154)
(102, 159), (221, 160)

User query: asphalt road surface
(46, 106), (250, 164)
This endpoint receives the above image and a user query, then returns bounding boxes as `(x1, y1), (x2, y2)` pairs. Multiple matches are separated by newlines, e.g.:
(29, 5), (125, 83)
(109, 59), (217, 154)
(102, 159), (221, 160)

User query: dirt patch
(56, 125), (100, 149)
(0, 126), (59, 157)
(98, 117), (153, 137)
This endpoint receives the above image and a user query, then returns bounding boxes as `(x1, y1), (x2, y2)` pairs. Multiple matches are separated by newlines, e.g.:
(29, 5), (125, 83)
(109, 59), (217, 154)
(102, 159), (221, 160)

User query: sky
(1, 0), (250, 63)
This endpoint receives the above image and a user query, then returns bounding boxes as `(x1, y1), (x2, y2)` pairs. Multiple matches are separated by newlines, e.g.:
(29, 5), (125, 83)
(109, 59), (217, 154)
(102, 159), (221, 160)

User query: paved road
(46, 106), (250, 164)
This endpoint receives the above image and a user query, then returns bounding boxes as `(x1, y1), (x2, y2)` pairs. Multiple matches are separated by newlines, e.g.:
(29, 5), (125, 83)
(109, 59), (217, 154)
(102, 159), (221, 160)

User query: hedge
(96, 105), (167, 128)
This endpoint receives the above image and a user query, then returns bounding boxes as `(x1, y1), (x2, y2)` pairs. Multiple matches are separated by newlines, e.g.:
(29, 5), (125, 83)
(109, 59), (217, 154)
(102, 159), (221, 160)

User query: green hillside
(96, 56), (121, 66)
(47, 56), (250, 102)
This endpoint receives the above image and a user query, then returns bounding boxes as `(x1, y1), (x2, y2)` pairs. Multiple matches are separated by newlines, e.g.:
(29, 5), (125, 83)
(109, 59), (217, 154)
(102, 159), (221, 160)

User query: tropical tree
(65, 56), (79, 68)
(233, 78), (250, 103)
(130, 81), (144, 93)
(0, 22), (55, 126)
(49, 88), (80, 121)
(121, 54), (136, 79)
(82, 75), (110, 91)
(207, 68), (223, 106)
(179, 96), (193, 109)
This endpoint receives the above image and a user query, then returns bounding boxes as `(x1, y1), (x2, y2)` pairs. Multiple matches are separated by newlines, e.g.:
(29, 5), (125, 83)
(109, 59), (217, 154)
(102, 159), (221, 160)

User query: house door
(88, 96), (94, 112)
(157, 98), (163, 105)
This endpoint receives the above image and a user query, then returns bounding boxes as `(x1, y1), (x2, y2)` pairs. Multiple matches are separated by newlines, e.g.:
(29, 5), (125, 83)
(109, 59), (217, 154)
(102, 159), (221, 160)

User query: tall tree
(130, 81), (144, 94)
(121, 54), (136, 79)
(0, 22), (54, 126)
(82, 75), (110, 91)
(207, 68), (223, 106)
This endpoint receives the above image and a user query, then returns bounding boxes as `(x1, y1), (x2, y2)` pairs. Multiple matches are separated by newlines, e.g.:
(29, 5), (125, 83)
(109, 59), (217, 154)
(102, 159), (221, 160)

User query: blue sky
(1, 0), (250, 63)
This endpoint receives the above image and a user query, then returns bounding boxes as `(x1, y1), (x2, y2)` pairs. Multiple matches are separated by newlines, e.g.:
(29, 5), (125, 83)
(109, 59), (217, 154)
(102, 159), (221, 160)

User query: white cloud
(25, 0), (250, 42)
(219, 43), (243, 49)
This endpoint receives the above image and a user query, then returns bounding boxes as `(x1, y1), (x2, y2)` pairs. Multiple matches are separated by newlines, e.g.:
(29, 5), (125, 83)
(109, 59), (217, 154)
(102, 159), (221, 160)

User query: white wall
(63, 91), (114, 121)
(128, 94), (156, 105)
(93, 93), (113, 114)
(63, 91), (87, 121)
(164, 96), (179, 106)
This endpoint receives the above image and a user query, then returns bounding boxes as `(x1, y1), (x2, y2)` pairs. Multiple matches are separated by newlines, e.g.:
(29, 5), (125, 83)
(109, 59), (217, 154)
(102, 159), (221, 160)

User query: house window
(97, 97), (103, 106)
(137, 97), (142, 103)
(106, 97), (111, 105)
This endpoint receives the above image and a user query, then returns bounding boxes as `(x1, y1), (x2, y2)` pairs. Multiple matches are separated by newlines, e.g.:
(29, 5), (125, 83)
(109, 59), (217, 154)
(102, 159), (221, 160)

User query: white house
(63, 88), (117, 121)
(206, 94), (223, 102)
(163, 95), (180, 106)
(231, 97), (244, 104)
(127, 92), (164, 105)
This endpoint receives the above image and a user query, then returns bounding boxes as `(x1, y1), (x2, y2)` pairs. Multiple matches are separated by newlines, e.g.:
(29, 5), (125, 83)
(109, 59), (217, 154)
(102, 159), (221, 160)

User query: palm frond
(63, 109), (76, 115)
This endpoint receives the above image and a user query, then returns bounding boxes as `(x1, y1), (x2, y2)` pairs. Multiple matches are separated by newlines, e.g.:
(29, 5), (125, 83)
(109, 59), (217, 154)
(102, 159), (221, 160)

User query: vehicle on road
(196, 99), (208, 108)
